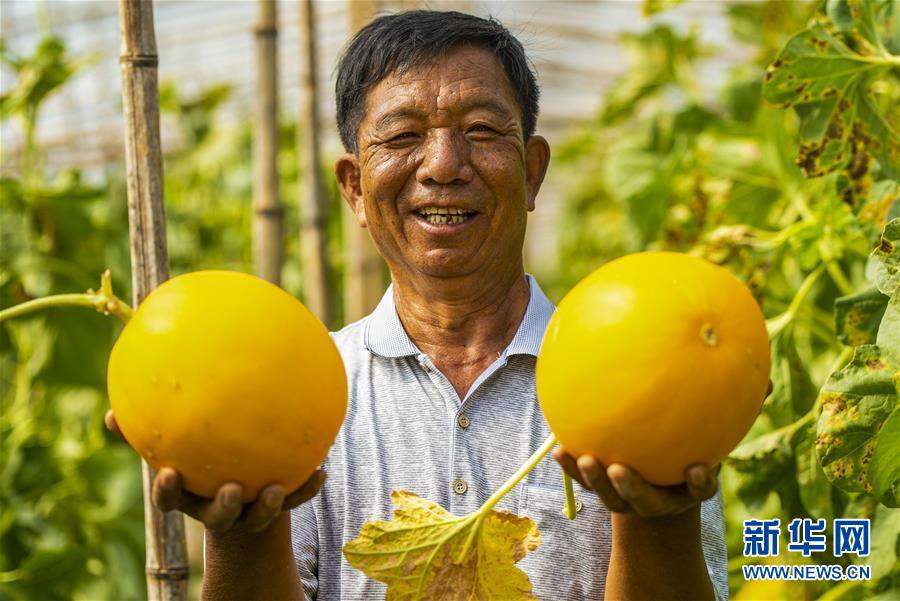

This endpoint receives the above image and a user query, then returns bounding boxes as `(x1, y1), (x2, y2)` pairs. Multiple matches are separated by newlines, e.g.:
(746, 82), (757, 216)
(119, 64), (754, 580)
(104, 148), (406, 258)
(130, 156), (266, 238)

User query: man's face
(336, 45), (550, 281)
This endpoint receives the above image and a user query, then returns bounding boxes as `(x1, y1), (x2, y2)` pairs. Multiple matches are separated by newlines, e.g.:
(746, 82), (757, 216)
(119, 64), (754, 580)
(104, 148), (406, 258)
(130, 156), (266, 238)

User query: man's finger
(104, 409), (126, 441)
(283, 469), (327, 509)
(197, 483), (244, 531)
(152, 467), (184, 512)
(607, 464), (692, 517)
(552, 447), (589, 489)
(685, 464), (718, 501)
(244, 484), (287, 533)
(577, 456), (630, 513)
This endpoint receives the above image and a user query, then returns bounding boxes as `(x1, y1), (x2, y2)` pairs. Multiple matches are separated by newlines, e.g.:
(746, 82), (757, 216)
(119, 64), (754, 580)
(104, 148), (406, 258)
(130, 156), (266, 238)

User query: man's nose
(416, 129), (474, 185)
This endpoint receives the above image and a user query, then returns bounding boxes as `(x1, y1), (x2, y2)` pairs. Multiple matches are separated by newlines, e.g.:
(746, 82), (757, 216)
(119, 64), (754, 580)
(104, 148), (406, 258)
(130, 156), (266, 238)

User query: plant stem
(562, 470), (577, 520)
(789, 191), (815, 222)
(455, 434), (558, 563)
(824, 260), (854, 296)
(766, 264), (826, 337)
(0, 271), (133, 324)
(765, 220), (812, 249)
(480, 434), (557, 515)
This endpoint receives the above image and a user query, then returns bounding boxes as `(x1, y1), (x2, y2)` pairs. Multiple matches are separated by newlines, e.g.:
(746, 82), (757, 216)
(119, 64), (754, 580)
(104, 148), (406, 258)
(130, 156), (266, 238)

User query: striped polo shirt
(290, 275), (728, 600)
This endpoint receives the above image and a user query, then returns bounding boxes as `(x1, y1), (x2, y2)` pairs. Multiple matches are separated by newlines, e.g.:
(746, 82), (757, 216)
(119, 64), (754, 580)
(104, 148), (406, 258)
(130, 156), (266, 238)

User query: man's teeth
(424, 214), (468, 224)
(418, 207), (475, 225)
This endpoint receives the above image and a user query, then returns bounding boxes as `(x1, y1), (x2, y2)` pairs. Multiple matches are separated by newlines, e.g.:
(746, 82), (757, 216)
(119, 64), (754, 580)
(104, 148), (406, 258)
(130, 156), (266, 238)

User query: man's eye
(469, 124), (496, 134)
(389, 132), (418, 142)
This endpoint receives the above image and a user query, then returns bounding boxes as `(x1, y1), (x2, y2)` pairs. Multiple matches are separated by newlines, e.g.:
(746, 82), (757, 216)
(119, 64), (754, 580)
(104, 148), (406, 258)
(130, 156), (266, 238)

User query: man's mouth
(415, 206), (478, 225)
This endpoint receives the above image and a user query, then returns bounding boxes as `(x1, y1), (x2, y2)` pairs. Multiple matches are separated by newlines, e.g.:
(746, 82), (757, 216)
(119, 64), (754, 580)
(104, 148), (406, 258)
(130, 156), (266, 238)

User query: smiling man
(126, 10), (730, 601)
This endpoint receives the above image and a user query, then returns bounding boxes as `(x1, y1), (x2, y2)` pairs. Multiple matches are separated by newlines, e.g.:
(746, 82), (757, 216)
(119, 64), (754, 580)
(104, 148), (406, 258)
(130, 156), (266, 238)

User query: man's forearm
(203, 513), (305, 601)
(605, 505), (714, 601)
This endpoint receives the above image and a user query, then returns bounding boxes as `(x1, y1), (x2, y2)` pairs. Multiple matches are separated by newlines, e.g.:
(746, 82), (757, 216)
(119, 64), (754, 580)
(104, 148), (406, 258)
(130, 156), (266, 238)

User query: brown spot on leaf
(865, 358), (886, 370)
(822, 394), (847, 414)
(797, 143), (826, 177)
(829, 458), (854, 479)
(826, 117), (844, 141)
(858, 441), (877, 470)
(877, 237), (895, 255)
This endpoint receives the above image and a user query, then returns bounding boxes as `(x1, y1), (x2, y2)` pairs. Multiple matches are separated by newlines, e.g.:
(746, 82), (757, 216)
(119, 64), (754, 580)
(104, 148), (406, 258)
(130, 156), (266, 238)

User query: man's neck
(391, 268), (531, 399)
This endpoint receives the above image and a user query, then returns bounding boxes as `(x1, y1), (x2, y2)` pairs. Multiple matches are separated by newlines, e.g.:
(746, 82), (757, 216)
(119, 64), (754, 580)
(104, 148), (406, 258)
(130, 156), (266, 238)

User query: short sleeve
(700, 484), (729, 601)
(291, 502), (319, 600)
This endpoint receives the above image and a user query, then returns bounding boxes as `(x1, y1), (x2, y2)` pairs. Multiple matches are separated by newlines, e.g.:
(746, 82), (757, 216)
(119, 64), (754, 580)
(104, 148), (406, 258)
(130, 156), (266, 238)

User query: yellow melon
(107, 270), (347, 500)
(537, 252), (770, 486)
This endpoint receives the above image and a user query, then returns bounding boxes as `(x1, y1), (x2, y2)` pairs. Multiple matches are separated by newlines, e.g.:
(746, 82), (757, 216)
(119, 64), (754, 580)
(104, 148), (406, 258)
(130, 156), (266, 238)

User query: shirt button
(457, 413), (470, 429)
(452, 479), (468, 495)
(562, 495), (585, 516)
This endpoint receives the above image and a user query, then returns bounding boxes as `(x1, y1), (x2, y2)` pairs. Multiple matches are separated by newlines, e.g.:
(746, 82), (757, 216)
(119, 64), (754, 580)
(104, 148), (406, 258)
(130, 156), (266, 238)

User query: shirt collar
(363, 274), (556, 359)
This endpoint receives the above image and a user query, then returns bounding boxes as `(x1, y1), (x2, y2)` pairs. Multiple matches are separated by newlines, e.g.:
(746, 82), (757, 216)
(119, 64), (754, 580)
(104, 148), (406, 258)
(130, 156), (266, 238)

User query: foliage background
(1, 1), (897, 600)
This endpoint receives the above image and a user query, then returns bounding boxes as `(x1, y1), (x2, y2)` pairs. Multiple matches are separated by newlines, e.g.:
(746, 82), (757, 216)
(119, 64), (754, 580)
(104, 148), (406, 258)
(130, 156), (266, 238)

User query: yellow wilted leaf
(343, 489), (541, 601)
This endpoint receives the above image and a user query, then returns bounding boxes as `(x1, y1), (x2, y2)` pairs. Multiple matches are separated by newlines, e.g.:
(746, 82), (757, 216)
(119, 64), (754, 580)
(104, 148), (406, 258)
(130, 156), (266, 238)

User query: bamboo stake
(117, 1), (189, 599)
(298, 0), (333, 326)
(253, 0), (284, 284)
(344, 0), (386, 322)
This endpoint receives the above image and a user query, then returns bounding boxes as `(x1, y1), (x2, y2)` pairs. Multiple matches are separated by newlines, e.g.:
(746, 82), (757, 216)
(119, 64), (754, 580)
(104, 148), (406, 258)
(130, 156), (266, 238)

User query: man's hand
(557, 379), (773, 517)
(105, 409), (325, 532)
(554, 446), (718, 517)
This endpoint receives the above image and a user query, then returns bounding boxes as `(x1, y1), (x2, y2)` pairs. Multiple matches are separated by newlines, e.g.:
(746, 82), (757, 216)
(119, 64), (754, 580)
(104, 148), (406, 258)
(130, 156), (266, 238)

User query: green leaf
(857, 178), (899, 225)
(835, 287), (889, 346)
(826, 0), (855, 32)
(870, 503), (900, 580)
(762, 18), (900, 178)
(601, 26), (701, 125)
(0, 36), (95, 124)
(869, 407), (900, 506)
(872, 218), (900, 296)
(605, 132), (673, 246)
(816, 345), (898, 495)
(726, 1), (816, 65)
(878, 296), (900, 365)
(721, 75), (763, 123)
(343, 490), (541, 601)
(795, 421), (835, 520)
(765, 342), (817, 426)
(727, 421), (800, 507)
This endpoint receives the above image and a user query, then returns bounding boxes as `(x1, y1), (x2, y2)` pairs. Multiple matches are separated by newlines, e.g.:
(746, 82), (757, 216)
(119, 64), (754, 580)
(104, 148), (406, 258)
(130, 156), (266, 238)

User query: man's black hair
(335, 10), (539, 154)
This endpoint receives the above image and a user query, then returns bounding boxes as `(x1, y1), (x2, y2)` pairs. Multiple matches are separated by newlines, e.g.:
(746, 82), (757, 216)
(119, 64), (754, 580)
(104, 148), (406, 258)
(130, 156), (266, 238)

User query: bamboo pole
(298, 0), (333, 326)
(344, 0), (386, 322)
(117, 1), (189, 599)
(253, 0), (284, 284)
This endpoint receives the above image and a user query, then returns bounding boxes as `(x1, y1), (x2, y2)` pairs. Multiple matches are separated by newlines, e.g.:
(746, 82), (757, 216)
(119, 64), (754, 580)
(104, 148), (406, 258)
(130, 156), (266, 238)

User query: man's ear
(335, 153), (367, 227)
(524, 135), (551, 212)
